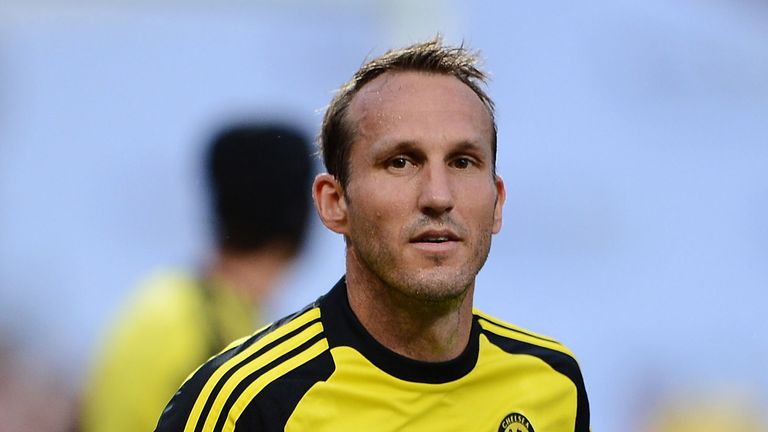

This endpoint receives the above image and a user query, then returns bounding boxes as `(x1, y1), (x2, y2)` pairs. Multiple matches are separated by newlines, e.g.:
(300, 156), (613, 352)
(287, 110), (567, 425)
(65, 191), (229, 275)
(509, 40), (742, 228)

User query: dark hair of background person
(319, 35), (497, 189)
(206, 123), (313, 256)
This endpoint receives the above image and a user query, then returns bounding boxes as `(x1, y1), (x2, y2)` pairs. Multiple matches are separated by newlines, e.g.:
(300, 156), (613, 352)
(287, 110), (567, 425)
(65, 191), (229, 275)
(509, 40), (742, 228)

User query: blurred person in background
(155, 36), (589, 432)
(0, 337), (77, 432)
(636, 389), (767, 432)
(79, 123), (313, 432)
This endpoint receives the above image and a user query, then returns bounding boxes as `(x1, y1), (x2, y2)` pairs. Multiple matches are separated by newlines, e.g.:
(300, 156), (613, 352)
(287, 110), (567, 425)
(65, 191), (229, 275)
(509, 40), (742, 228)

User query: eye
(451, 157), (474, 169)
(389, 157), (411, 169)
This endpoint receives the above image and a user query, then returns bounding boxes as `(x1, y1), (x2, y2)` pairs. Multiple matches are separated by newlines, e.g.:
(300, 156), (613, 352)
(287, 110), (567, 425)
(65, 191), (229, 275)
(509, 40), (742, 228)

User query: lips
(410, 229), (461, 243)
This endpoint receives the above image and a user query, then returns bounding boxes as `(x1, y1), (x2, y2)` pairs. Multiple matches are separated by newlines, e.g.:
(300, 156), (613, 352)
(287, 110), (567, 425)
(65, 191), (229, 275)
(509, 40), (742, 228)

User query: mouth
(409, 230), (461, 244)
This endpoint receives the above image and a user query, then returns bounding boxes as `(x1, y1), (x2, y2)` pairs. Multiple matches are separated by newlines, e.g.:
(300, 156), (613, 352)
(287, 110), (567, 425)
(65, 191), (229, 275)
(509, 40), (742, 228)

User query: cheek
(365, 200), (412, 242)
(355, 179), (412, 218)
(349, 191), (409, 232)
(372, 202), (410, 231)
(461, 179), (497, 209)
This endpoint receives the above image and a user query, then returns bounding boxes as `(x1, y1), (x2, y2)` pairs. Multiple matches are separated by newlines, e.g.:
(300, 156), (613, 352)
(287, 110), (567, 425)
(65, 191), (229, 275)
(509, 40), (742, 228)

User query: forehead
(346, 71), (493, 149)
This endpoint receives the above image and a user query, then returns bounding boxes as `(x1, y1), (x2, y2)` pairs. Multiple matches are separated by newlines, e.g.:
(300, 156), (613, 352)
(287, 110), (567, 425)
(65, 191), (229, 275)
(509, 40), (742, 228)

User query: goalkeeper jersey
(155, 276), (590, 432)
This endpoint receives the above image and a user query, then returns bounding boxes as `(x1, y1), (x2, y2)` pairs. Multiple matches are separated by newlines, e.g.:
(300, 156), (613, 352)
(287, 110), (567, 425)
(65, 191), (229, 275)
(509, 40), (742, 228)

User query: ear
(313, 173), (349, 235)
(492, 175), (506, 234)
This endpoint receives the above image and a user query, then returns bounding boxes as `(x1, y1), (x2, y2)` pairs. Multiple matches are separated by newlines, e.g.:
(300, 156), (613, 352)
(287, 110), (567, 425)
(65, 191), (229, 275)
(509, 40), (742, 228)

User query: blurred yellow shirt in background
(81, 271), (256, 432)
(639, 390), (767, 432)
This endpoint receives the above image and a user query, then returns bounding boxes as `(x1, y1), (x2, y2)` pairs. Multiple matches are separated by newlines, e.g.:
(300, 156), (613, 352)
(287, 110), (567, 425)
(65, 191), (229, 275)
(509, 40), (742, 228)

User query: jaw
(346, 246), (473, 321)
(345, 242), (466, 297)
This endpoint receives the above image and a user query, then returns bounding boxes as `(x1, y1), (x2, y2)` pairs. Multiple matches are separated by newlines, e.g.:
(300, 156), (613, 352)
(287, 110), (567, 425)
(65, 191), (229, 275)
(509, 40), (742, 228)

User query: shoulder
(132, 270), (199, 307)
(98, 270), (205, 353)
(112, 270), (201, 324)
(112, 270), (204, 341)
(474, 310), (591, 432)
(473, 309), (576, 358)
(473, 309), (586, 388)
(155, 301), (332, 431)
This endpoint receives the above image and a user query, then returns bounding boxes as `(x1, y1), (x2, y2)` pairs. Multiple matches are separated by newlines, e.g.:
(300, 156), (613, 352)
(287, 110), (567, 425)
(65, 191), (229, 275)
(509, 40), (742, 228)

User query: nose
(417, 163), (454, 217)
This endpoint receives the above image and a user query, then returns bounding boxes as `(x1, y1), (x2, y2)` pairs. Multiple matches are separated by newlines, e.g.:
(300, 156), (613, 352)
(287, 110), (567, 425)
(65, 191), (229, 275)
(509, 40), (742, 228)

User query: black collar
(319, 276), (480, 384)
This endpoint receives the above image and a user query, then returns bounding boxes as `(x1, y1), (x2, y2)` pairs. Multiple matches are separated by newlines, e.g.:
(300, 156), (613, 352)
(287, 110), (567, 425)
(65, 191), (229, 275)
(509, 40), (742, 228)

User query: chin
(396, 267), (474, 303)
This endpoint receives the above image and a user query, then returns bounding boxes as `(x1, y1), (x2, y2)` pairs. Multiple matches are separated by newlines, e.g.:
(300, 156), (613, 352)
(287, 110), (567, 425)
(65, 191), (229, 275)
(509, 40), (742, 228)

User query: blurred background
(1, 0), (767, 431)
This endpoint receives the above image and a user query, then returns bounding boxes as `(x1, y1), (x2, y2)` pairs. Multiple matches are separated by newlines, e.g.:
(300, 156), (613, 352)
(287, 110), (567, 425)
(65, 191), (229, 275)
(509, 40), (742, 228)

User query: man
(81, 123), (313, 432)
(155, 36), (590, 432)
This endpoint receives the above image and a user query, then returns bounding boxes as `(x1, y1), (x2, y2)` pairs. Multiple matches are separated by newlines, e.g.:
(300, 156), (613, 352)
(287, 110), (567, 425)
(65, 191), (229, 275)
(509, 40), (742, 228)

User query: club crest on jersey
(498, 412), (534, 432)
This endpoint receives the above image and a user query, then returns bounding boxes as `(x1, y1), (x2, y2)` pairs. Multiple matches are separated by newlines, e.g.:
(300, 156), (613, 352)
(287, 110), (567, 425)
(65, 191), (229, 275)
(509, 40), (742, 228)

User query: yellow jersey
(155, 277), (590, 431)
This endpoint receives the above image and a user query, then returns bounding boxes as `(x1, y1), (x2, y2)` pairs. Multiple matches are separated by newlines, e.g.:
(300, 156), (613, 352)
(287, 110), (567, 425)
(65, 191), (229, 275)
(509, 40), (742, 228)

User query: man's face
(336, 71), (504, 302)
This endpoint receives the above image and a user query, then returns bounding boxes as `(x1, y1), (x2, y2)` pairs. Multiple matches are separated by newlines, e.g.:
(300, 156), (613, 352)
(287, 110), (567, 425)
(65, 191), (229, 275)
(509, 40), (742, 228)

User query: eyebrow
(378, 140), (420, 153)
(448, 140), (486, 155)
(369, 140), (423, 161)
(374, 138), (487, 154)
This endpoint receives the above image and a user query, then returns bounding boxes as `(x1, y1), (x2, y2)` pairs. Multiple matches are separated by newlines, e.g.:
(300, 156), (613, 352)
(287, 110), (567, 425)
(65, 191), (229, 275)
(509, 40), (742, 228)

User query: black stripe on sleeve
(192, 315), (321, 432)
(483, 331), (590, 432)
(212, 332), (327, 431)
(235, 349), (335, 430)
(154, 304), (320, 432)
(154, 327), (271, 432)
(477, 315), (562, 345)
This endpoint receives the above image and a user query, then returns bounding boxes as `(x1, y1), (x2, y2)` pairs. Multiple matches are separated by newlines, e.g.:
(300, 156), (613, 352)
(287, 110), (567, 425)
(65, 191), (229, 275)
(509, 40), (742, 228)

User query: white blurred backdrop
(1, 1), (766, 430)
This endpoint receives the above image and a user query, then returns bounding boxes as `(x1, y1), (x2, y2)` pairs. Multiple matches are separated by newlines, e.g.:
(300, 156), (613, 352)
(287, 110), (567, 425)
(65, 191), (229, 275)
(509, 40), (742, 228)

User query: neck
(344, 251), (475, 362)
(207, 245), (292, 304)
